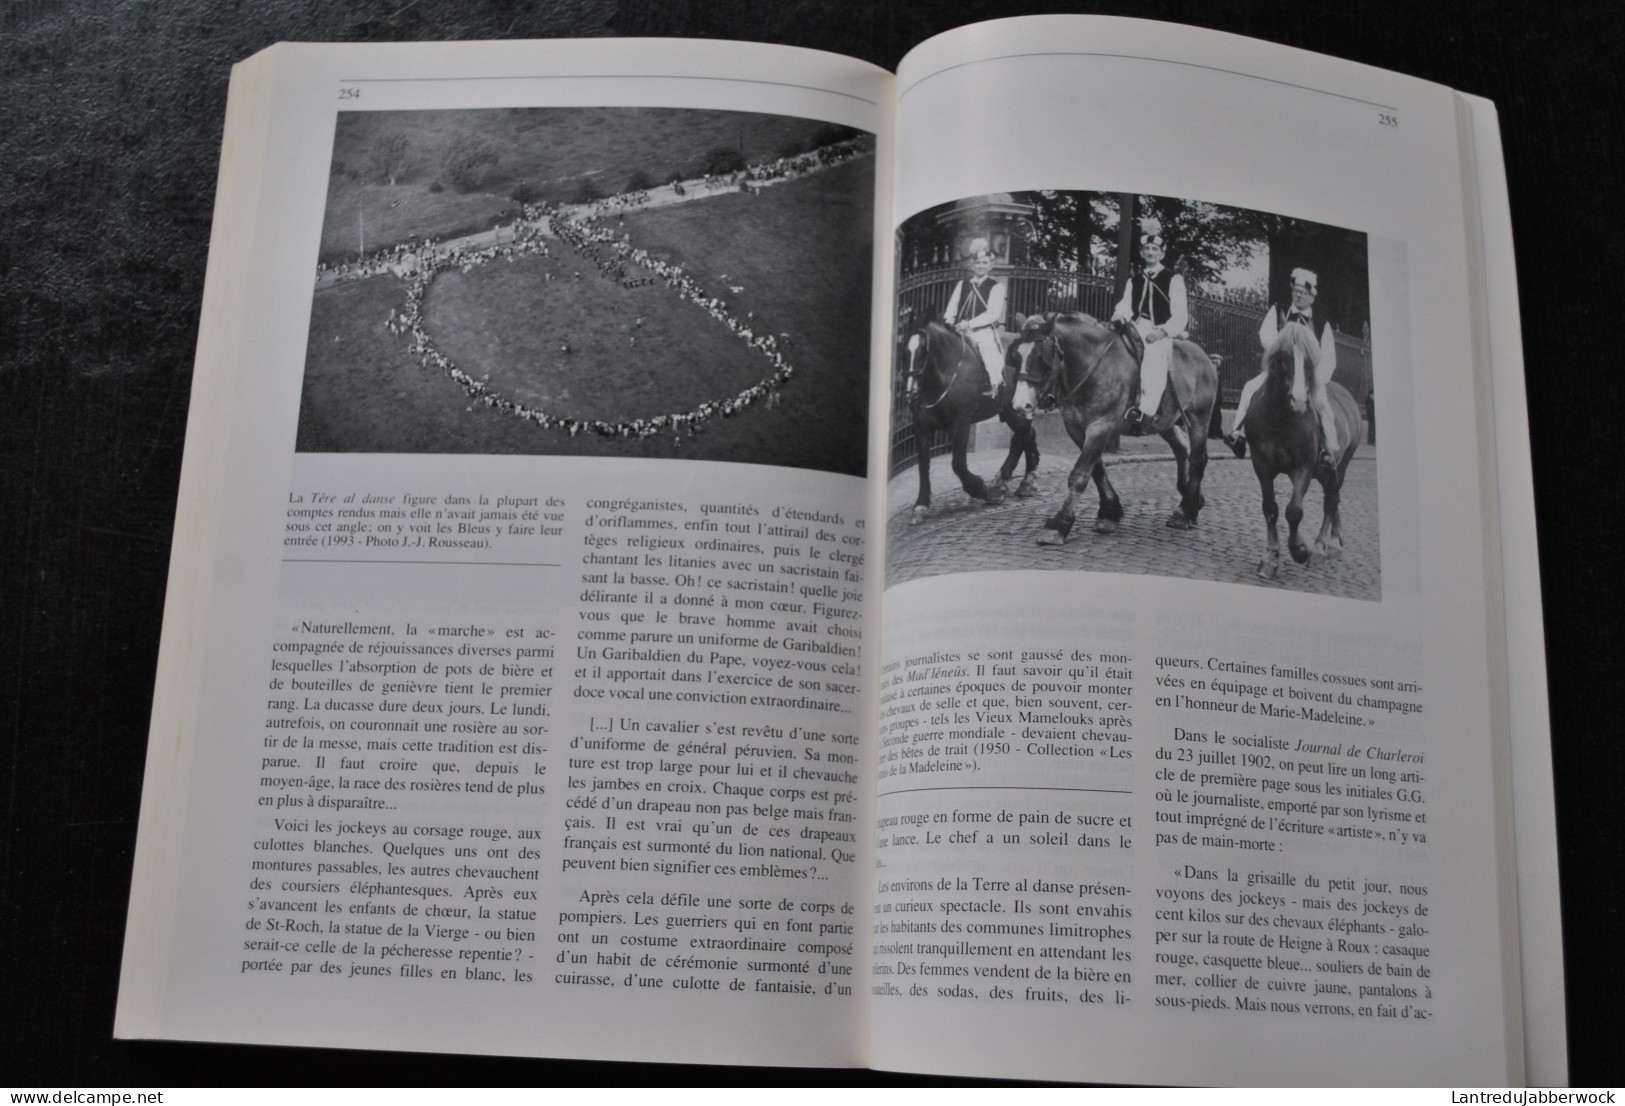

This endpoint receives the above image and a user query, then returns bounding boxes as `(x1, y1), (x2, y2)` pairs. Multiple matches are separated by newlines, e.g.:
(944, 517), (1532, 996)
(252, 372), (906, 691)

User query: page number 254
(339, 88), (361, 100)
(1378, 112), (1398, 128)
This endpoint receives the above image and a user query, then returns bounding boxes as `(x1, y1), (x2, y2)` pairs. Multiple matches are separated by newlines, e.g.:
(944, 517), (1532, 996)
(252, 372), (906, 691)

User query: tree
(439, 134), (500, 192)
(1258, 214), (1370, 337)
(1018, 190), (1281, 299)
(1136, 195), (1265, 291)
(1016, 191), (1118, 273)
(368, 132), (411, 186)
(703, 146), (745, 176)
(812, 123), (859, 147)
(1115, 193), (1137, 301)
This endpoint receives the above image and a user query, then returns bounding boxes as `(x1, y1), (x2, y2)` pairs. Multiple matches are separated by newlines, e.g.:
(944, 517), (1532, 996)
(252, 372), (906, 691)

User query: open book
(115, 16), (1566, 1086)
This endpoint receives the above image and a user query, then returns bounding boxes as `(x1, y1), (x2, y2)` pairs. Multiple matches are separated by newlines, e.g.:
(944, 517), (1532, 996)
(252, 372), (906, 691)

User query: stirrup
(1317, 447), (1337, 473)
(1226, 432), (1247, 459)
(1124, 406), (1144, 428)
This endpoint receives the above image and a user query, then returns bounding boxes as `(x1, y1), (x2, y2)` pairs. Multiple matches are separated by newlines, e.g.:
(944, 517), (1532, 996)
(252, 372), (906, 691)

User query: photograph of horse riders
(888, 190), (1379, 599)
(295, 107), (874, 478)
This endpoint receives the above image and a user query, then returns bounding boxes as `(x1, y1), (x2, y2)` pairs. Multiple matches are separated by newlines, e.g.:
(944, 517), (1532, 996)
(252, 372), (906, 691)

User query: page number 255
(1378, 112), (1398, 128)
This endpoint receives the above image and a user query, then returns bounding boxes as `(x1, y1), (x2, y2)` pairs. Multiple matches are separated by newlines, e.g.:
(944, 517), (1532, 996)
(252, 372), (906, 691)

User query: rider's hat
(1140, 218), (1165, 249)
(1290, 267), (1319, 293)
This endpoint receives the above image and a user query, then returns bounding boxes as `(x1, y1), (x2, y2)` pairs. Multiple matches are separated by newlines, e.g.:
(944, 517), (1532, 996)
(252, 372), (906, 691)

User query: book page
(871, 16), (1531, 1085)
(116, 38), (893, 1067)
(1458, 92), (1567, 1087)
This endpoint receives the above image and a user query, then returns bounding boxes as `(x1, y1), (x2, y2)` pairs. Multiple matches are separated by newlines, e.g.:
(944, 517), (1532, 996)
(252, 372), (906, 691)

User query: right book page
(871, 15), (1546, 1086)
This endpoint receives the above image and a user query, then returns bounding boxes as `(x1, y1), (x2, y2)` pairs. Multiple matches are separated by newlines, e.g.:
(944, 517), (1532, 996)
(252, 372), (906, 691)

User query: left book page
(116, 39), (893, 1067)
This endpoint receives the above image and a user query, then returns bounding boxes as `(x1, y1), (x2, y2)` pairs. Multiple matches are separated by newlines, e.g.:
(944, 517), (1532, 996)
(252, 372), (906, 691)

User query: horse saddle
(1123, 337), (1201, 438)
(1122, 384), (1183, 437)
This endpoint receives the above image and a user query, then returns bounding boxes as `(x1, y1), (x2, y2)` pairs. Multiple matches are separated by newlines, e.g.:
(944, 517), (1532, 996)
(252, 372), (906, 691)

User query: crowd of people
(701, 135), (867, 194)
(541, 204), (797, 437)
(745, 135), (867, 184)
(580, 187), (652, 221)
(322, 135), (872, 442)
(319, 238), (441, 285)
(549, 214), (657, 290)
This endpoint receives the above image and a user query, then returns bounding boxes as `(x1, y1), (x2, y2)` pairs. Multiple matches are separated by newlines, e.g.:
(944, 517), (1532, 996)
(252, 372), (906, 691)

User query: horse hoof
(1015, 475), (1038, 498)
(1290, 545), (1310, 565)
(910, 506), (928, 526)
(1165, 511), (1194, 531)
(1037, 530), (1066, 546)
(983, 486), (1006, 505)
(1094, 518), (1118, 535)
(1256, 559), (1279, 580)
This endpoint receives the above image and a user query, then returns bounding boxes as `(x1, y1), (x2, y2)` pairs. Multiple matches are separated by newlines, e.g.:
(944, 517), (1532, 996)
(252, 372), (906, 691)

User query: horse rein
(1053, 327), (1126, 404)
(912, 330), (979, 410)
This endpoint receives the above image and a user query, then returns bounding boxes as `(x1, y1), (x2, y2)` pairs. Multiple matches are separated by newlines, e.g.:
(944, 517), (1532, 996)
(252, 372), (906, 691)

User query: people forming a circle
(336, 140), (870, 441)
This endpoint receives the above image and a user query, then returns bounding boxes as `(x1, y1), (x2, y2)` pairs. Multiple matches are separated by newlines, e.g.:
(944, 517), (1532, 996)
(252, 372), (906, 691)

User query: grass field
(319, 108), (854, 265)
(297, 154), (874, 475)
(425, 252), (766, 423)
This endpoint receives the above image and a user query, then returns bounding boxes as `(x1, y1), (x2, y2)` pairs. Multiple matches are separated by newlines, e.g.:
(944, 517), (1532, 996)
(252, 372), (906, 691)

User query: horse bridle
(1051, 325), (1128, 404)
(909, 329), (980, 410)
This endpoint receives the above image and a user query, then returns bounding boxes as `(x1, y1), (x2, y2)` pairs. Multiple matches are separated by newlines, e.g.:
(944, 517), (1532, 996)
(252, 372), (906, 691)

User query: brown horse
(1247, 321), (1364, 577)
(900, 318), (1037, 522)
(1018, 313), (1218, 544)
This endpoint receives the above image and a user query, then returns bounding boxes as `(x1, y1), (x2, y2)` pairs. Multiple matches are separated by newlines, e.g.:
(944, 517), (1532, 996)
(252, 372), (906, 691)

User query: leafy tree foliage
(1137, 195), (1264, 290)
(703, 146), (746, 176)
(368, 132), (412, 186)
(1017, 191), (1120, 273)
(439, 134), (500, 192)
(1015, 191), (1367, 331)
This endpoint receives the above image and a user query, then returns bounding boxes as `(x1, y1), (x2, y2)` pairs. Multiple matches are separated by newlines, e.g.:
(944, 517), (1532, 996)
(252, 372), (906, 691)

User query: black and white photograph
(887, 191), (1379, 598)
(10, 0), (1625, 1088)
(296, 107), (875, 477)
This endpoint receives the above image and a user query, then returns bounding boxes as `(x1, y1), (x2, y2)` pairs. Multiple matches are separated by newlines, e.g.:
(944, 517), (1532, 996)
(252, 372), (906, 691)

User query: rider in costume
(1225, 267), (1340, 471)
(942, 237), (1007, 396)
(1110, 220), (1187, 428)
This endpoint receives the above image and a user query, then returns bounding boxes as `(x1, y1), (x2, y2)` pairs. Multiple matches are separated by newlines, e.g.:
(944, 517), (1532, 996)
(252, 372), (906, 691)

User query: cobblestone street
(885, 422), (1381, 600)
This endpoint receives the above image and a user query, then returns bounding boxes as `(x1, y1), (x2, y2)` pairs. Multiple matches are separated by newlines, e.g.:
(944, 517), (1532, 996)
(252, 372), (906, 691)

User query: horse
(898, 316), (1038, 523)
(1245, 321), (1364, 577)
(988, 331), (1045, 501)
(1016, 313), (1218, 545)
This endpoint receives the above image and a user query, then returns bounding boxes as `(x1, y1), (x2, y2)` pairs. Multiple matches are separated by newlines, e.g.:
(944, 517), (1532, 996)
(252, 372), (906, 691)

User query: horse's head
(1265, 321), (1322, 414)
(1012, 312), (1054, 343)
(899, 331), (923, 401)
(898, 319), (967, 405)
(895, 304), (919, 392)
(895, 306), (946, 398)
(1005, 314), (1064, 418)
